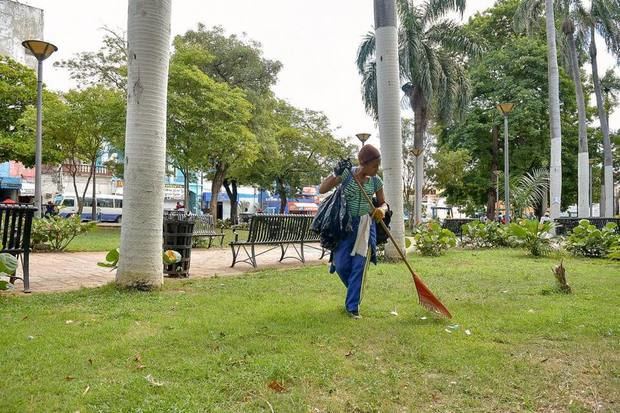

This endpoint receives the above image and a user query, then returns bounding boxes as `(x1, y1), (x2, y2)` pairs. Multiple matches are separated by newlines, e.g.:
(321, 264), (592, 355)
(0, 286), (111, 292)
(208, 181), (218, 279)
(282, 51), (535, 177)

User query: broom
(349, 169), (452, 318)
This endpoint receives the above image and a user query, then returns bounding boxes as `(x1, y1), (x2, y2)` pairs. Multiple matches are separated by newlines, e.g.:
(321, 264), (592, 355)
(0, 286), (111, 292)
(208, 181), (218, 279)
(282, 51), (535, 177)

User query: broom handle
(349, 169), (418, 278)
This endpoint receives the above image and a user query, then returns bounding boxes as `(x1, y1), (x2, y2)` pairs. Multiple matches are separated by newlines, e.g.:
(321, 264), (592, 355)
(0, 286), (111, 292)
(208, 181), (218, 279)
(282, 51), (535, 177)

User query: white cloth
(351, 214), (371, 257)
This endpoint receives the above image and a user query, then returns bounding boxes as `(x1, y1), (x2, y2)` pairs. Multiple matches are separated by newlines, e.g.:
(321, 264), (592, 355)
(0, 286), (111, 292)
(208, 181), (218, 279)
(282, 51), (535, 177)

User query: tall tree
(116, 0), (171, 289)
(167, 41), (257, 217)
(174, 25), (282, 221)
(584, 0), (620, 216)
(358, 0), (479, 229)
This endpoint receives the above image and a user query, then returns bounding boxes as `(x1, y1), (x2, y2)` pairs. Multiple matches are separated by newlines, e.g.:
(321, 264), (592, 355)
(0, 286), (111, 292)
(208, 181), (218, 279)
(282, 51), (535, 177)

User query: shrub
(462, 221), (509, 248)
(0, 246), (18, 290)
(565, 220), (619, 258)
(31, 216), (95, 251)
(507, 219), (553, 256)
(412, 221), (456, 256)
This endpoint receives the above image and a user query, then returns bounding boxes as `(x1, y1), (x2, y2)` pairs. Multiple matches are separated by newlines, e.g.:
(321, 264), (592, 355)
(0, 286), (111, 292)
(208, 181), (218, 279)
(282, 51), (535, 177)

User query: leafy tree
(174, 24), (282, 220)
(166, 41), (256, 214)
(438, 2), (579, 215)
(54, 27), (128, 90)
(242, 101), (351, 213)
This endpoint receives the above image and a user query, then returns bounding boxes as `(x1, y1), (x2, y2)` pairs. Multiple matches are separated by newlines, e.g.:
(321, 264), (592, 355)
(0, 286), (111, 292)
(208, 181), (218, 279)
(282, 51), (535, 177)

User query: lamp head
(355, 133), (371, 145)
(22, 40), (58, 61)
(496, 103), (515, 115)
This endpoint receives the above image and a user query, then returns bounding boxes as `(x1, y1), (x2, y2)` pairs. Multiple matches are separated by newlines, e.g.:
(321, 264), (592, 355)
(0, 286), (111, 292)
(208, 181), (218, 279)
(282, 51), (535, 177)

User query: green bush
(0, 246), (18, 290)
(462, 221), (509, 248)
(565, 220), (619, 258)
(507, 219), (554, 256)
(412, 221), (456, 256)
(31, 216), (95, 251)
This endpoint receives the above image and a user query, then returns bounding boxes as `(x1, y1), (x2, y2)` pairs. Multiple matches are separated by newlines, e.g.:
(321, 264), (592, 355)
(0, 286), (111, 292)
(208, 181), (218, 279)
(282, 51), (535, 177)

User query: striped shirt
(340, 168), (383, 217)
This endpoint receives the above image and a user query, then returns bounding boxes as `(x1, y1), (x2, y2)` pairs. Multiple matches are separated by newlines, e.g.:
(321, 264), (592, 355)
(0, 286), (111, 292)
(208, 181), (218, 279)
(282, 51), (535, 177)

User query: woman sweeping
(319, 144), (387, 319)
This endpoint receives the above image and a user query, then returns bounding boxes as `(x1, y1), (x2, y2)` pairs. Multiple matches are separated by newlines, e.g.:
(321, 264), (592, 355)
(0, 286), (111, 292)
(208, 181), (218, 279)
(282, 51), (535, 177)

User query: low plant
(31, 216), (95, 251)
(412, 221), (456, 256)
(565, 220), (619, 258)
(507, 219), (553, 256)
(462, 221), (509, 248)
(98, 248), (182, 270)
(0, 245), (18, 291)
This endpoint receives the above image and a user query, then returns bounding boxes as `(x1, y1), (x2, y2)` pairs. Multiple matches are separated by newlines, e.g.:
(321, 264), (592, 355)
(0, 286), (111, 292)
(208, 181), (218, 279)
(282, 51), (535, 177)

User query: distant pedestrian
(540, 210), (551, 224)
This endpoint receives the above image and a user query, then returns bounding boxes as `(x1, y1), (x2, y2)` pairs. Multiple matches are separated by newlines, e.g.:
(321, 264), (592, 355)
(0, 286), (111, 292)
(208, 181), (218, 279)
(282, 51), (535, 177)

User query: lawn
(66, 225), (238, 252)
(1, 249), (618, 412)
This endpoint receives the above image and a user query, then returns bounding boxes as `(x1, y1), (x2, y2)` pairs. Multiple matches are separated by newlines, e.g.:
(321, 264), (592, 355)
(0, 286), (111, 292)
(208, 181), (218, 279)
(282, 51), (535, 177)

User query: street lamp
(22, 40), (58, 218)
(497, 103), (514, 223)
(355, 133), (371, 147)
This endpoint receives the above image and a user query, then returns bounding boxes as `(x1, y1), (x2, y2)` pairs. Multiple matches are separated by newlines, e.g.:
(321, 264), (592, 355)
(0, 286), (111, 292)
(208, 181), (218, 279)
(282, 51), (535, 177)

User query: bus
(55, 193), (123, 223)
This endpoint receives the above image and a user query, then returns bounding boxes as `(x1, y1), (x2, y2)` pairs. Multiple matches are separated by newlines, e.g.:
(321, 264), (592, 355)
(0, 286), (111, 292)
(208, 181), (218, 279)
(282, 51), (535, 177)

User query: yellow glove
(371, 207), (386, 222)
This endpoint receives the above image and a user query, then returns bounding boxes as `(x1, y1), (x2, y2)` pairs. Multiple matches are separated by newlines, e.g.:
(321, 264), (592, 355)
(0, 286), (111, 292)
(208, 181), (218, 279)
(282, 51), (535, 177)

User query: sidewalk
(14, 246), (327, 293)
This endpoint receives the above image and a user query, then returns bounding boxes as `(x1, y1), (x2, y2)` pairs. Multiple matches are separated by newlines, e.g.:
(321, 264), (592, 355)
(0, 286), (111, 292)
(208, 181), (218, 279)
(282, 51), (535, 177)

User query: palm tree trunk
(374, 0), (404, 257)
(411, 93), (427, 225)
(117, 0), (171, 289)
(183, 168), (189, 212)
(546, 0), (563, 220)
(564, 21), (590, 217)
(589, 27), (613, 217)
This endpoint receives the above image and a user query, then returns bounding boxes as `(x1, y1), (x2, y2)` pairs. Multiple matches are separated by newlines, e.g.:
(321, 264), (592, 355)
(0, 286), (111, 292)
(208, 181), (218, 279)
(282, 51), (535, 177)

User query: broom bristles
(412, 273), (452, 318)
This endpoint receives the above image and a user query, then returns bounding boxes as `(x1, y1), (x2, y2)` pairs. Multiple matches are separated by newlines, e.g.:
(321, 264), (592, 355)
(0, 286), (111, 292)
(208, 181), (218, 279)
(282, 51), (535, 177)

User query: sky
(18, 0), (620, 147)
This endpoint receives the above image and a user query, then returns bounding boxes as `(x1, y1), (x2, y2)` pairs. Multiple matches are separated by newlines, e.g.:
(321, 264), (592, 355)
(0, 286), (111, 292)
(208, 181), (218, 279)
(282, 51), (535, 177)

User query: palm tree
(357, 0), (478, 226)
(372, 0), (405, 256)
(515, 0), (568, 220)
(584, 1), (620, 217)
(116, 0), (172, 288)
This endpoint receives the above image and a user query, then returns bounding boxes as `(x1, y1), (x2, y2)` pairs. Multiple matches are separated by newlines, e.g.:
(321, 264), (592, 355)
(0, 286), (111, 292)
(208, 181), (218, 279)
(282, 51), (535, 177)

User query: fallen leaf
(268, 380), (286, 393)
(465, 329), (472, 336)
(136, 364), (146, 370)
(21, 315), (28, 321)
(145, 374), (163, 386)
(65, 376), (76, 381)
(82, 385), (90, 395)
(134, 353), (142, 362)
(27, 335), (34, 340)
(345, 350), (354, 357)
(65, 320), (74, 324)
(444, 329), (453, 333)
(88, 358), (93, 366)
(420, 316), (428, 320)
(390, 309), (399, 316)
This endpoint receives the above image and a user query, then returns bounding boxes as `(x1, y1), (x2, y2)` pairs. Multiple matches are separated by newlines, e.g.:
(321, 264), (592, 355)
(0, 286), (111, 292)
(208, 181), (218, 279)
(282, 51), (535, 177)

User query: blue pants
(331, 217), (377, 313)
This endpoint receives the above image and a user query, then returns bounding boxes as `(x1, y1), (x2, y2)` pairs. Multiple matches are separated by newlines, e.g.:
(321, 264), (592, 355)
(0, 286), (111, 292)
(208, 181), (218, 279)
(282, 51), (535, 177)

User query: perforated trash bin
(163, 212), (195, 277)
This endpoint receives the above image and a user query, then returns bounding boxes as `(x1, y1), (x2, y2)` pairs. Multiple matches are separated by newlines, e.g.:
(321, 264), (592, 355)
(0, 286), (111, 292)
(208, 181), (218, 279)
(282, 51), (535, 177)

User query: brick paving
(12, 246), (327, 293)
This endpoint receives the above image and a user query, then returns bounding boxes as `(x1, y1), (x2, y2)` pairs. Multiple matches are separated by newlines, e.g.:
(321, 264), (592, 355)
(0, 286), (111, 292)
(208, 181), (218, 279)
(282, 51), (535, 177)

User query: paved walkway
(14, 246), (327, 293)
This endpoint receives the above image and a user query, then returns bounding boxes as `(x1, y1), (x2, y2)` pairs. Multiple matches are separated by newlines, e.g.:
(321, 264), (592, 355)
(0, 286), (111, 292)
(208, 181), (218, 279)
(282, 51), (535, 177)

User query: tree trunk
(210, 163), (227, 222)
(487, 126), (499, 220)
(91, 158), (97, 221)
(223, 178), (239, 224)
(117, 0), (171, 289)
(182, 167), (189, 213)
(546, 0), (563, 220)
(276, 177), (287, 214)
(374, 0), (405, 258)
(410, 90), (428, 226)
(590, 27), (613, 217)
(564, 20), (589, 217)
(79, 166), (93, 216)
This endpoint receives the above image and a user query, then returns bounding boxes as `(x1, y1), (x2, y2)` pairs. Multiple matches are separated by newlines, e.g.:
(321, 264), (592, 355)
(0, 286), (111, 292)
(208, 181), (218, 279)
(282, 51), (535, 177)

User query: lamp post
(22, 40), (58, 218)
(497, 103), (514, 223)
(589, 159), (595, 217)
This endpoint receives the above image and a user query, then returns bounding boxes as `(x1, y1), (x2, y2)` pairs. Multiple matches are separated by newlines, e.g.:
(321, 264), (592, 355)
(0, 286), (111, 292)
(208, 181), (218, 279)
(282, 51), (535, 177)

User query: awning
(0, 176), (21, 190)
(288, 202), (318, 212)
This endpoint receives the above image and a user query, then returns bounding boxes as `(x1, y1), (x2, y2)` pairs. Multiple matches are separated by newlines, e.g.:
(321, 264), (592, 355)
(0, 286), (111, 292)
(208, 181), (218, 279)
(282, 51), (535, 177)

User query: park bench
(0, 204), (36, 293)
(230, 214), (325, 268)
(192, 214), (225, 248)
(441, 218), (476, 238)
(554, 217), (620, 235)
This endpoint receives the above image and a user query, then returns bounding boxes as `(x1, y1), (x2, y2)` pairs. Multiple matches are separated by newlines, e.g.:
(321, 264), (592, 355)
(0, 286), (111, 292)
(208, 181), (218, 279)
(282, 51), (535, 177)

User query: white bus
(55, 193), (123, 223)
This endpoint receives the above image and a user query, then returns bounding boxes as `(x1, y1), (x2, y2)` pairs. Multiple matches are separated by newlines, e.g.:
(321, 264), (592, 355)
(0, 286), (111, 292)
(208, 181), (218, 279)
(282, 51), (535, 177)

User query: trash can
(163, 212), (195, 277)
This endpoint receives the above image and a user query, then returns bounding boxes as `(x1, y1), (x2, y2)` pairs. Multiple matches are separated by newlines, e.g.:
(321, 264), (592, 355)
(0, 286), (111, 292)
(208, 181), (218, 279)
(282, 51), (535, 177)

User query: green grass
(1, 249), (618, 412)
(66, 226), (238, 252)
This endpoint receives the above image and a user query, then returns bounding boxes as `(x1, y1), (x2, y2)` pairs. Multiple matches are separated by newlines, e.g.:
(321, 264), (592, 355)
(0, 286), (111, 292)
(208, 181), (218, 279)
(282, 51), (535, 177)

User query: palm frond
(514, 0), (545, 34)
(511, 168), (550, 217)
(356, 31), (376, 75)
(425, 20), (483, 58)
(421, 0), (466, 25)
(360, 61), (379, 121)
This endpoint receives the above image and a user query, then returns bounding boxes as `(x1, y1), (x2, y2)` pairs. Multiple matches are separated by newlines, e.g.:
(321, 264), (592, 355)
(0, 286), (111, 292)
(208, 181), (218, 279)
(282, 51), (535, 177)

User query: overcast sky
(20, 0), (620, 146)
